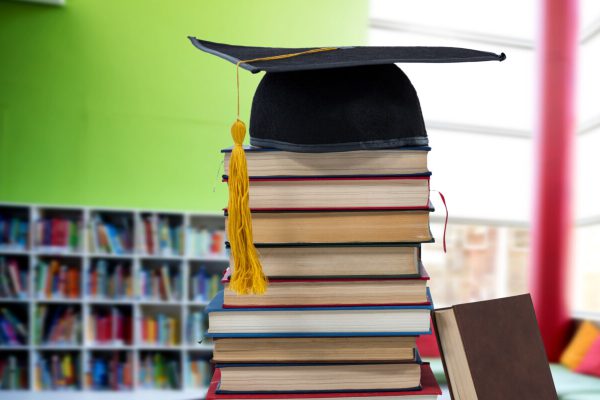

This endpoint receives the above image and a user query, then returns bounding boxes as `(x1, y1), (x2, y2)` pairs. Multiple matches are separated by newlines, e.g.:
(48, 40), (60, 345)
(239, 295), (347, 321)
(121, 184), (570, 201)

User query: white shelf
(0, 297), (29, 303)
(0, 202), (224, 398)
(2, 388), (208, 400)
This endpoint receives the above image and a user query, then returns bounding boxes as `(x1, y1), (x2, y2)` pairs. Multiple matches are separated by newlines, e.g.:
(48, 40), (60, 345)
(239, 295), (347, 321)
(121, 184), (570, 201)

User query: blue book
(206, 290), (432, 338)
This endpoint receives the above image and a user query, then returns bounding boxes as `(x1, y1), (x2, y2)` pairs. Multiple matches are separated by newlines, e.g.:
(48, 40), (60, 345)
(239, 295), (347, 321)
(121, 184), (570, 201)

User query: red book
(50, 219), (60, 246)
(207, 364), (441, 399)
(67, 268), (79, 298)
(100, 316), (108, 342)
(144, 219), (154, 254)
(60, 219), (69, 246)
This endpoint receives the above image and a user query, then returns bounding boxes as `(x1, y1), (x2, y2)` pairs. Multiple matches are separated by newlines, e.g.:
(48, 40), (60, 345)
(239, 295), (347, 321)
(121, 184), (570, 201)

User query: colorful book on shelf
(88, 260), (133, 299)
(228, 243), (422, 278)
(222, 265), (429, 308)
(0, 308), (27, 345)
(140, 215), (185, 256)
(212, 336), (417, 364)
(139, 352), (180, 389)
(190, 267), (223, 301)
(225, 207), (434, 245)
(90, 215), (133, 255)
(36, 260), (80, 299)
(433, 294), (558, 400)
(207, 364), (441, 399)
(186, 310), (206, 344)
(0, 257), (28, 299)
(35, 217), (80, 251)
(215, 358), (422, 394)
(224, 176), (431, 210)
(0, 355), (28, 390)
(138, 265), (181, 301)
(206, 290), (432, 338)
(186, 357), (211, 388)
(0, 216), (28, 250)
(221, 146), (430, 178)
(87, 307), (132, 345)
(186, 227), (227, 258)
(35, 353), (78, 390)
(35, 305), (80, 345)
(87, 352), (133, 390)
(140, 313), (179, 346)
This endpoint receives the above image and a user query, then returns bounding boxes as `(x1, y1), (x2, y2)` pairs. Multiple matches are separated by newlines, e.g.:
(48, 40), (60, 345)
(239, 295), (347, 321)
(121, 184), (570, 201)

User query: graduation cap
(188, 37), (505, 295)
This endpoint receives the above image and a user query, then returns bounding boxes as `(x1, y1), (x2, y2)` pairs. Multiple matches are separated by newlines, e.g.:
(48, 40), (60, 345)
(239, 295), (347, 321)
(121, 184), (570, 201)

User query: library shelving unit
(0, 202), (228, 400)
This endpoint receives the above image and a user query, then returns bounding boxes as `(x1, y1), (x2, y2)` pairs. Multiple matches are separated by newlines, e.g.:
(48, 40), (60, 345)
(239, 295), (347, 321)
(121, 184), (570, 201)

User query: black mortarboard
(188, 37), (504, 295)
(189, 38), (505, 152)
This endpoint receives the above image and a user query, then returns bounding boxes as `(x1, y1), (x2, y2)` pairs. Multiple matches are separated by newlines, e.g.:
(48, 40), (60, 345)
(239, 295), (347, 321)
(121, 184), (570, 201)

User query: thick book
(207, 363), (440, 399)
(225, 176), (430, 210)
(213, 336), (417, 363)
(225, 208), (433, 245)
(229, 243), (421, 278)
(206, 290), (432, 338)
(222, 265), (429, 307)
(216, 362), (421, 393)
(222, 146), (430, 178)
(432, 294), (557, 400)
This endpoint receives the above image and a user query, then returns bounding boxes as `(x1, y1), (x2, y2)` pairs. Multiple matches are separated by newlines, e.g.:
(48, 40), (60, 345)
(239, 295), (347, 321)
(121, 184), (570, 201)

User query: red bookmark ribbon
(431, 190), (448, 253)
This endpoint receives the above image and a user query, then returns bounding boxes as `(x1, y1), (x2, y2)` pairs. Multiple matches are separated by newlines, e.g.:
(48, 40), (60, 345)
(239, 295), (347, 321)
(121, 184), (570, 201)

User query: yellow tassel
(226, 47), (338, 295)
(227, 119), (268, 295)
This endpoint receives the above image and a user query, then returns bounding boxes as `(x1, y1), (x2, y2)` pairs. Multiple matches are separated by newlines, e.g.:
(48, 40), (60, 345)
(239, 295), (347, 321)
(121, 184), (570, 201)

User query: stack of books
(205, 147), (441, 399)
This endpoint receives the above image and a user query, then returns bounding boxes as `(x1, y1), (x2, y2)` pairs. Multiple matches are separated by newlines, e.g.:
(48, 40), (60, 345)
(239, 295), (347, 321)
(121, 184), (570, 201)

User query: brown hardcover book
(226, 209), (432, 245)
(213, 336), (416, 363)
(232, 176), (430, 210)
(222, 147), (429, 178)
(433, 294), (558, 400)
(232, 244), (420, 278)
(218, 362), (421, 393)
(222, 266), (429, 307)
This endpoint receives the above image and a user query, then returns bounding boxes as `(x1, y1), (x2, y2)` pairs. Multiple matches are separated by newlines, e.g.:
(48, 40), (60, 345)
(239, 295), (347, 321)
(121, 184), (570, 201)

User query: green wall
(0, 0), (367, 211)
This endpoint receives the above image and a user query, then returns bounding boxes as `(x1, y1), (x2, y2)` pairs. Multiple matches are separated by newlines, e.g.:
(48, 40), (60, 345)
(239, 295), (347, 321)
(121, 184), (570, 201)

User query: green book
(69, 221), (79, 251)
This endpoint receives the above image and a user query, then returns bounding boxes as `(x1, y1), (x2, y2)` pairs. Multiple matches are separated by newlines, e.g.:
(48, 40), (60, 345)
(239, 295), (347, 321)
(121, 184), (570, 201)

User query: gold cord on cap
(227, 47), (337, 295)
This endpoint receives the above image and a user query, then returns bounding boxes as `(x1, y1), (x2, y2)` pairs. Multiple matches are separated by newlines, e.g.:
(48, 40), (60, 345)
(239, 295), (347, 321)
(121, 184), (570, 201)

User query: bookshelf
(0, 202), (227, 399)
